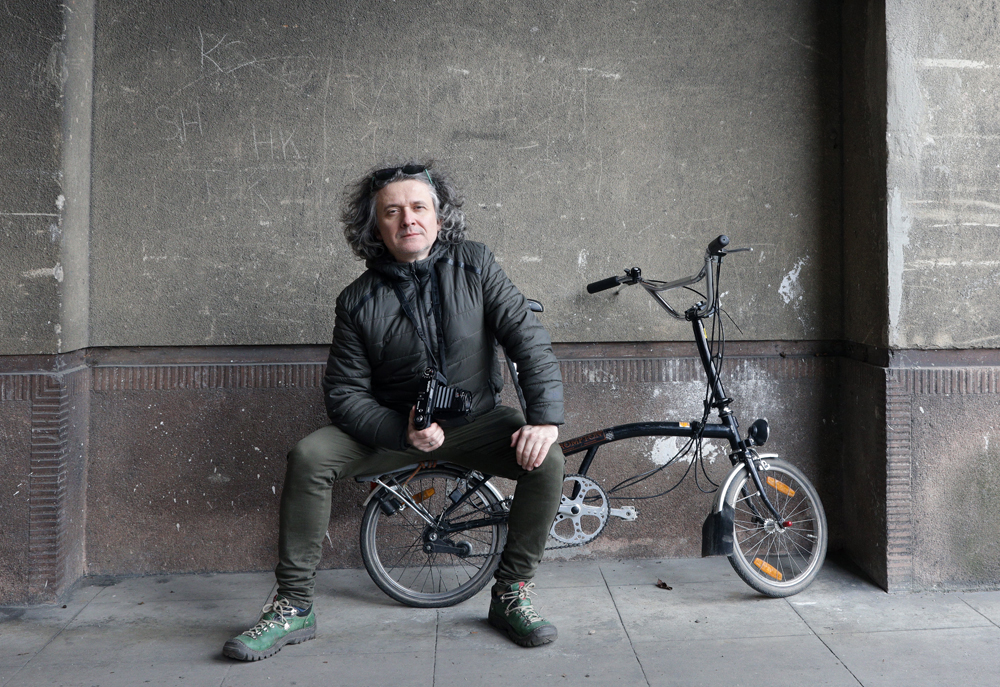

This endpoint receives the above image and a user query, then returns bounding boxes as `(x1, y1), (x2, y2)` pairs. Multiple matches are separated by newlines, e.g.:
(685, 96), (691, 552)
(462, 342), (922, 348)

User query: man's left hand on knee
(511, 424), (558, 471)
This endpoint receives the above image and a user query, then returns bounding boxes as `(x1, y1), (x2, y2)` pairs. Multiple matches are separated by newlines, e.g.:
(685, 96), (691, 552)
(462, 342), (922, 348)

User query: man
(223, 162), (566, 661)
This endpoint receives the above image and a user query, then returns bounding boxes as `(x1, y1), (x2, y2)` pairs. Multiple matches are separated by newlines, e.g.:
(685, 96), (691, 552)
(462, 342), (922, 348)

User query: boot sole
(488, 611), (557, 648)
(222, 625), (317, 661)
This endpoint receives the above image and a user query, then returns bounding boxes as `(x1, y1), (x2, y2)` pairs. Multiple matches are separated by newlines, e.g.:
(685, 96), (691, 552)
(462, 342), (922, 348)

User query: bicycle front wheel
(724, 458), (827, 597)
(360, 466), (507, 608)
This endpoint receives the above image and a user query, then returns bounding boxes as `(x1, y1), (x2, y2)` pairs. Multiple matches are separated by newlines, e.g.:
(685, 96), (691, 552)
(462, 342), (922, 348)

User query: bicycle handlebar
(586, 275), (627, 294)
(587, 235), (737, 320)
(587, 267), (642, 294)
(707, 234), (730, 256)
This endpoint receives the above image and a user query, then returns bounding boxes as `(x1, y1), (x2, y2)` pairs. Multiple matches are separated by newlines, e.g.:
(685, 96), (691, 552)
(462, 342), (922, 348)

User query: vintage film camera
(413, 367), (472, 430)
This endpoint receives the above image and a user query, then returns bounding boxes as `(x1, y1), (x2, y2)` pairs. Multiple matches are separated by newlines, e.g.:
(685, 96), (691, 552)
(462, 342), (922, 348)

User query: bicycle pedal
(609, 506), (637, 521)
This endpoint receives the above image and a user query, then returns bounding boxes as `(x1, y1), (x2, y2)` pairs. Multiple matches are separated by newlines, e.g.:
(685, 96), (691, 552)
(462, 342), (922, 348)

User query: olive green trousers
(275, 406), (566, 607)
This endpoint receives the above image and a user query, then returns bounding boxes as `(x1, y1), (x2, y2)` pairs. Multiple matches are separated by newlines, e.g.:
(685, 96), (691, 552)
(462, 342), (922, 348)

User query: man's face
(375, 179), (441, 263)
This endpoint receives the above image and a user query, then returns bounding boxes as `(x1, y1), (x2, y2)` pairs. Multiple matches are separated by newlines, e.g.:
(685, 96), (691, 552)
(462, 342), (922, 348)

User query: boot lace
(242, 597), (297, 639)
(499, 582), (544, 624)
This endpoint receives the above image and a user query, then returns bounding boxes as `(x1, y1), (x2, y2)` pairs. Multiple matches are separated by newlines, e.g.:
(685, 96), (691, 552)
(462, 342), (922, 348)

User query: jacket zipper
(409, 263), (439, 369)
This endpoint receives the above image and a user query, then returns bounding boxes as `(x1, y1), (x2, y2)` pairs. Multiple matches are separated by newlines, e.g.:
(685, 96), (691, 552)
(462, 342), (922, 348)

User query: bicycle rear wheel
(724, 458), (827, 597)
(360, 466), (507, 608)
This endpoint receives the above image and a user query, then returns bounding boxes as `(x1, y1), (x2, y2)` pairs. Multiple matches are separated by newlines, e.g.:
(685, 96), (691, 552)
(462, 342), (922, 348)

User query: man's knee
(285, 426), (355, 486)
(285, 438), (326, 487)
(525, 444), (565, 488)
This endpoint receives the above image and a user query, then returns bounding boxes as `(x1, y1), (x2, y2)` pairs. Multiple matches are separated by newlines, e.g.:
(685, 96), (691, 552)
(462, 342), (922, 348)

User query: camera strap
(390, 276), (448, 379)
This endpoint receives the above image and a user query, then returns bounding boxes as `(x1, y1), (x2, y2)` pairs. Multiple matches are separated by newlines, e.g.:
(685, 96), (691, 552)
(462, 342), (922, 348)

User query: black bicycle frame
(557, 306), (784, 521)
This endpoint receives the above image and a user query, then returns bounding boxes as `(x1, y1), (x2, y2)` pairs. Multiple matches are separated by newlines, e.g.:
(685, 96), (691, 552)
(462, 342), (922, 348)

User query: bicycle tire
(360, 465), (507, 608)
(724, 458), (827, 597)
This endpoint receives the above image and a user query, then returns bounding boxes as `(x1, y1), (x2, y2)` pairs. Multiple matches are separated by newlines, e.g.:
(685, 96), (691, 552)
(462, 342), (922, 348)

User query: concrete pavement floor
(2, 555), (999, 686)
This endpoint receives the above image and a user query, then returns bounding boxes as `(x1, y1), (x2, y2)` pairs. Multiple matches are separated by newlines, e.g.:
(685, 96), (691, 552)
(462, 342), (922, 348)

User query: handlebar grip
(587, 275), (625, 294)
(708, 235), (730, 256)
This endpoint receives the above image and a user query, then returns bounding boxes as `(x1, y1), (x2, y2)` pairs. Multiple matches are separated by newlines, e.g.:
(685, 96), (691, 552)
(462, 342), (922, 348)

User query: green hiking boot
(222, 596), (316, 661)
(487, 581), (557, 647)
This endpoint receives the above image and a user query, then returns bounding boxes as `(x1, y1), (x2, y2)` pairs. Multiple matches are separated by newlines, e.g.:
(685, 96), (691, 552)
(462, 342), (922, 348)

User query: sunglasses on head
(371, 164), (434, 189)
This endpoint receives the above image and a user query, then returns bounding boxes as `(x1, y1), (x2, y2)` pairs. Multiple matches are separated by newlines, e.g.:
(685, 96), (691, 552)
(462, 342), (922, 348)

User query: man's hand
(511, 424), (559, 471)
(407, 406), (445, 452)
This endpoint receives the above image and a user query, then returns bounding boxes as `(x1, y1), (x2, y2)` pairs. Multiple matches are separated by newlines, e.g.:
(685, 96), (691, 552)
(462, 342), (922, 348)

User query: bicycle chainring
(547, 474), (610, 548)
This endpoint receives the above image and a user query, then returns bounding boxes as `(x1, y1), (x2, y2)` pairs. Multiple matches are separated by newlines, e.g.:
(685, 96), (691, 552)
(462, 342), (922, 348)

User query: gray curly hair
(341, 161), (467, 261)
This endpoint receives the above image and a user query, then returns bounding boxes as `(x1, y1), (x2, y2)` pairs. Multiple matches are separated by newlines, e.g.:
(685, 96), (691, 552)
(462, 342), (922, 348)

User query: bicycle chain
(545, 539), (585, 551)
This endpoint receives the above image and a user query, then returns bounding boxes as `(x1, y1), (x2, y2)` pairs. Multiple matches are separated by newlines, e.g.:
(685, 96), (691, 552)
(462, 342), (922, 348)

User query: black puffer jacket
(322, 240), (564, 449)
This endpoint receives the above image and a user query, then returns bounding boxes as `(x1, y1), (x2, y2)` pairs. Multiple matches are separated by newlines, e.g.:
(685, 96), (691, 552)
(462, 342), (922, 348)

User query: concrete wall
(0, 0), (850, 605)
(0, 374), (32, 601)
(0, 1), (64, 356)
(84, 0), (840, 348)
(836, 0), (1000, 592)
(840, 0), (890, 589)
(907, 364), (1000, 589)
(78, 343), (839, 577)
(842, 0), (888, 350)
(0, 1), (75, 605)
(8, 0), (1000, 604)
(878, 0), (1000, 590)
(886, 0), (1000, 350)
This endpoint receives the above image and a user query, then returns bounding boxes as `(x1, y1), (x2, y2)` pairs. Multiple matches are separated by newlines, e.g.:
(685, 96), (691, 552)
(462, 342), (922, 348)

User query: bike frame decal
(559, 430), (613, 454)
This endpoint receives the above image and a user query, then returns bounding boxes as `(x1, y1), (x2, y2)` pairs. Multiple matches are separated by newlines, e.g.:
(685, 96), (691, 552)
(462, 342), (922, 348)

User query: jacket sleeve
(479, 245), (565, 426)
(322, 299), (410, 450)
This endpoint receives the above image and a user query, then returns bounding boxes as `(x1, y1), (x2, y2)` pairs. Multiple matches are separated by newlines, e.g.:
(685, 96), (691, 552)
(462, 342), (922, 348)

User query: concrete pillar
(0, 0), (92, 603)
(842, 0), (1000, 591)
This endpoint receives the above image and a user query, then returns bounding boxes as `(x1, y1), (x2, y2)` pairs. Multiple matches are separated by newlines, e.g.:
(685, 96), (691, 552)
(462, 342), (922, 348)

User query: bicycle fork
(689, 310), (786, 555)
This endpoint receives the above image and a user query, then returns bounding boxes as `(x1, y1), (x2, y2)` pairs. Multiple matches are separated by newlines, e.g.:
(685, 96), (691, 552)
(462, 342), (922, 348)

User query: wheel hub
(421, 526), (474, 556)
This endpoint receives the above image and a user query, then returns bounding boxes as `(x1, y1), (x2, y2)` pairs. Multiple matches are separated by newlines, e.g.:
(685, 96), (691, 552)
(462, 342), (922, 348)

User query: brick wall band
(27, 374), (70, 599)
(88, 359), (824, 391)
(886, 369), (914, 591)
(1, 360), (86, 604)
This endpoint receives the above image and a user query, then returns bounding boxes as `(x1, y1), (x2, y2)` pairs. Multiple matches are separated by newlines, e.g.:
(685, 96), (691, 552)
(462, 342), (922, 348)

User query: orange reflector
(753, 558), (783, 580)
(766, 476), (796, 497)
(412, 488), (435, 504)
(679, 422), (690, 428)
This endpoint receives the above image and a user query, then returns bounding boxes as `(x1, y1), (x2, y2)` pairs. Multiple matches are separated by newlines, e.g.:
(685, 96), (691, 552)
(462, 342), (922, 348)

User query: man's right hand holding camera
(408, 406), (445, 452)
